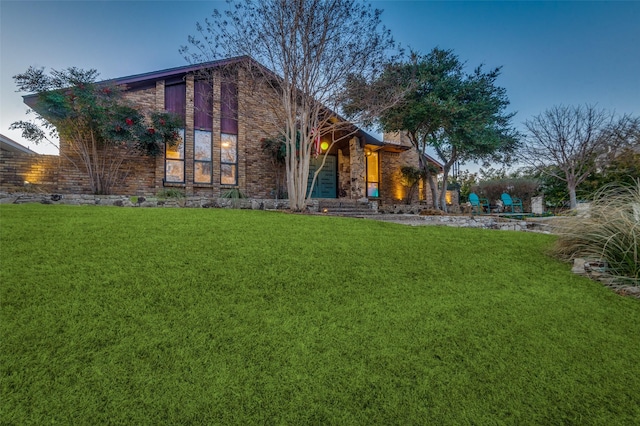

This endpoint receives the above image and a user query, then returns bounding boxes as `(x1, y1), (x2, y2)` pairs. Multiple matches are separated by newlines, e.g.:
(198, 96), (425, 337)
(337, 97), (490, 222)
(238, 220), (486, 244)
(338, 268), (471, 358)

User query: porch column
(349, 137), (366, 200)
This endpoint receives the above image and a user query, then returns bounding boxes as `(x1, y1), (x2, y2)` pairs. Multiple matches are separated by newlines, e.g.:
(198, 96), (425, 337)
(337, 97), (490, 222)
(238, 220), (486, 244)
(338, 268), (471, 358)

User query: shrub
(473, 178), (540, 210)
(553, 180), (640, 284)
(221, 188), (247, 199)
(157, 188), (186, 199)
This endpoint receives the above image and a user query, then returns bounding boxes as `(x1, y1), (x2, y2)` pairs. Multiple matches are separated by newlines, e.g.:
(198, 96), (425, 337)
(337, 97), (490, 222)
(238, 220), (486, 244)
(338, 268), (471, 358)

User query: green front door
(308, 155), (337, 198)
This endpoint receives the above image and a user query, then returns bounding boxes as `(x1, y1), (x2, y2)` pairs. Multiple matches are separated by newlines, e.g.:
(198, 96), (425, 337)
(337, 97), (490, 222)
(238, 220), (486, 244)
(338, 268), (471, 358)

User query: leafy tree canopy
(343, 48), (519, 210)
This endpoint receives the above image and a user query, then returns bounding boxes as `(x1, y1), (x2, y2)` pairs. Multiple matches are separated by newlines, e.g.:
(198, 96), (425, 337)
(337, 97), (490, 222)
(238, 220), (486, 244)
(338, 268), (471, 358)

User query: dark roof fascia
(359, 130), (414, 153)
(22, 56), (255, 109)
(21, 55), (381, 148)
(423, 152), (444, 171)
(107, 55), (253, 89)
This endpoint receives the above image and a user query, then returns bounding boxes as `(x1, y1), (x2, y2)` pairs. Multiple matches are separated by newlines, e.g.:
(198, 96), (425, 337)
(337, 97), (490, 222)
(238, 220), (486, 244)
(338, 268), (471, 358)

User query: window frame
(194, 129), (212, 184)
(220, 133), (238, 186)
(164, 128), (185, 184)
(366, 150), (380, 198)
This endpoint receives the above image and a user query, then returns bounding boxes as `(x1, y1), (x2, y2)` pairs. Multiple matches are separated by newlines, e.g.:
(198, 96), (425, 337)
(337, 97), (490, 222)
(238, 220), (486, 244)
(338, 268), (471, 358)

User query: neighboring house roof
(0, 134), (37, 155)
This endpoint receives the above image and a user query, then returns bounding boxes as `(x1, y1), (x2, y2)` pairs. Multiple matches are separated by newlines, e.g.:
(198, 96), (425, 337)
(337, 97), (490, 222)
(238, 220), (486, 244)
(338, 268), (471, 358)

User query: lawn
(1, 204), (639, 424)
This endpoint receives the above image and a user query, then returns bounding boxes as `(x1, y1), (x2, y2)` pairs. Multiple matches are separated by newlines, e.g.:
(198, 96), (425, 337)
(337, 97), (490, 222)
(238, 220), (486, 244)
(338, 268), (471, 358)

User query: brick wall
(0, 152), (59, 193)
(379, 148), (421, 205)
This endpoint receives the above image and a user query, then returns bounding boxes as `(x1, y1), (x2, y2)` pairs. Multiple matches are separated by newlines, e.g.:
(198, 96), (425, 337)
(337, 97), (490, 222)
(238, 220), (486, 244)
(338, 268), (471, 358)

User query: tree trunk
(568, 184), (578, 210)
(439, 168), (450, 213)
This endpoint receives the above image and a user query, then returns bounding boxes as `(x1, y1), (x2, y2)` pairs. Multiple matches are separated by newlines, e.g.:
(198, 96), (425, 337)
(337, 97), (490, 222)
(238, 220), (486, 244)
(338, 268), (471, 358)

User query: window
(165, 129), (185, 183)
(366, 151), (379, 197)
(220, 80), (238, 134)
(194, 130), (212, 184)
(194, 81), (213, 184)
(220, 79), (238, 186)
(194, 81), (213, 131)
(221, 133), (237, 185)
(165, 82), (186, 183)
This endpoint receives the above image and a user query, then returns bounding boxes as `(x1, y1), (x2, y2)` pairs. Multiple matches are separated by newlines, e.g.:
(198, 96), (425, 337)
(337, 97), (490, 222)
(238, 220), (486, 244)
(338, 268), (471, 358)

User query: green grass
(1, 204), (639, 425)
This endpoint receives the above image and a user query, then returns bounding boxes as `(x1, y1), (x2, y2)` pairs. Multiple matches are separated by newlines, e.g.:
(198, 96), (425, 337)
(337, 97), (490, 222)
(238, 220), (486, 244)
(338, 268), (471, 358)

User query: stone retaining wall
(0, 191), (550, 233)
(0, 192), (311, 211)
(370, 214), (550, 232)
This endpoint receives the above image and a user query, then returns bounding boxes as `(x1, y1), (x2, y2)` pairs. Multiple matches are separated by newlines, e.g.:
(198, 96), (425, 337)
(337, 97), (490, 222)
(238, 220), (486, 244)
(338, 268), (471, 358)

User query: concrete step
(317, 199), (377, 216)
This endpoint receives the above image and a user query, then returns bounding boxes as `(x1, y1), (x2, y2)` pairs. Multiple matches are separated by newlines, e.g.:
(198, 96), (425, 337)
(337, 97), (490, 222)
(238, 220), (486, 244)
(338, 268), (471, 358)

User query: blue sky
(1, 0), (639, 169)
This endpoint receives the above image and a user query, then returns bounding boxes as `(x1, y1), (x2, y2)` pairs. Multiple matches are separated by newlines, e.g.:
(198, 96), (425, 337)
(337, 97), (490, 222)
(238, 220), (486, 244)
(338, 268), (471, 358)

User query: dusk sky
(1, 0), (639, 171)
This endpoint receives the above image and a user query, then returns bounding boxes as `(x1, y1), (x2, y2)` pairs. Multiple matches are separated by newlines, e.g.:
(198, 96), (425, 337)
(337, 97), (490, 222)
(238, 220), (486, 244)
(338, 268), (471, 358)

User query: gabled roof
(0, 133), (37, 155)
(22, 55), (392, 147)
(23, 56), (254, 109)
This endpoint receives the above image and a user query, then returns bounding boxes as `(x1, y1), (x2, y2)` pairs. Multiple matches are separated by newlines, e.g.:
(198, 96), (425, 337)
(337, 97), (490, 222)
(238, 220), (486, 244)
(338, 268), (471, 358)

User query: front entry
(308, 155), (337, 198)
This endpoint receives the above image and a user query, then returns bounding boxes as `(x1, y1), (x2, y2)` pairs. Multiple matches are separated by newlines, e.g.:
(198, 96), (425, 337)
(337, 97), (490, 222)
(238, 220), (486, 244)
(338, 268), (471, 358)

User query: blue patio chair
(501, 193), (523, 213)
(469, 193), (490, 214)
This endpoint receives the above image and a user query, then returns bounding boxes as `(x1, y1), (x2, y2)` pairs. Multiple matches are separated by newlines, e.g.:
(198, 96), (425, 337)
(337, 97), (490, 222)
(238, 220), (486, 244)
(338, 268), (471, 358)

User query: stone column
(349, 137), (366, 200)
(337, 148), (350, 198)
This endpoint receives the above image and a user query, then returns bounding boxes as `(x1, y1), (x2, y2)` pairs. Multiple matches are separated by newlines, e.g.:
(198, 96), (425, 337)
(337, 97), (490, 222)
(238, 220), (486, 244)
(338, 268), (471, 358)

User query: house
(17, 56), (442, 205)
(1, 134), (37, 155)
(0, 133), (61, 192)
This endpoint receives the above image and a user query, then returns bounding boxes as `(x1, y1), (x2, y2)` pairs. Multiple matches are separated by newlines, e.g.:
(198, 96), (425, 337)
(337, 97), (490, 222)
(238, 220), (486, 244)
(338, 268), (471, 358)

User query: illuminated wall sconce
(322, 208), (329, 214)
(364, 148), (372, 157)
(320, 141), (329, 152)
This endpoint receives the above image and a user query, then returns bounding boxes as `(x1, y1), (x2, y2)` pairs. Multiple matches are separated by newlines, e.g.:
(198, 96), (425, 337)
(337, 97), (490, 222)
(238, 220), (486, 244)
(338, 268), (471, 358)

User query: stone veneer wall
(349, 137), (366, 199)
(337, 147), (350, 198)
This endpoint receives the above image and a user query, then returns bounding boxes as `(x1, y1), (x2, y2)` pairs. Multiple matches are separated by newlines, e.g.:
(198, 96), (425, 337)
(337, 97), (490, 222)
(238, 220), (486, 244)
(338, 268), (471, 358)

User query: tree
(261, 135), (287, 199)
(343, 48), (519, 211)
(520, 105), (639, 209)
(180, 0), (395, 210)
(11, 67), (183, 195)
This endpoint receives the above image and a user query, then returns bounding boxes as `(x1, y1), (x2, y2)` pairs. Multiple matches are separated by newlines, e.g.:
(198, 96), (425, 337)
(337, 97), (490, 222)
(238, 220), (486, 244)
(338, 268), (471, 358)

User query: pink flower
(125, 118), (133, 126)
(159, 119), (166, 126)
(147, 128), (156, 134)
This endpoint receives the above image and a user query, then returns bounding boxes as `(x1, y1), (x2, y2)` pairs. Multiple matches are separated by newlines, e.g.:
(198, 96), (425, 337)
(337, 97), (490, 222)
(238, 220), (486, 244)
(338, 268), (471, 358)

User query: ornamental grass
(553, 180), (640, 284)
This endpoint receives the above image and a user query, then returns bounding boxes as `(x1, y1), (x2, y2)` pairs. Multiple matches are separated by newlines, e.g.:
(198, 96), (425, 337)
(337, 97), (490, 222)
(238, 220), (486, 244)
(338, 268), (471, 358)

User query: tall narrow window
(220, 80), (238, 134)
(194, 80), (213, 184)
(165, 130), (185, 183)
(165, 82), (186, 183)
(221, 134), (237, 185)
(220, 79), (238, 185)
(366, 151), (379, 197)
(194, 130), (212, 183)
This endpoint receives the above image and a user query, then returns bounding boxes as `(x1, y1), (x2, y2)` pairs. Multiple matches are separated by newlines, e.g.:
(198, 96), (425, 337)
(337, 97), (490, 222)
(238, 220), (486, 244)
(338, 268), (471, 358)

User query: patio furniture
(469, 193), (490, 214)
(501, 193), (524, 213)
